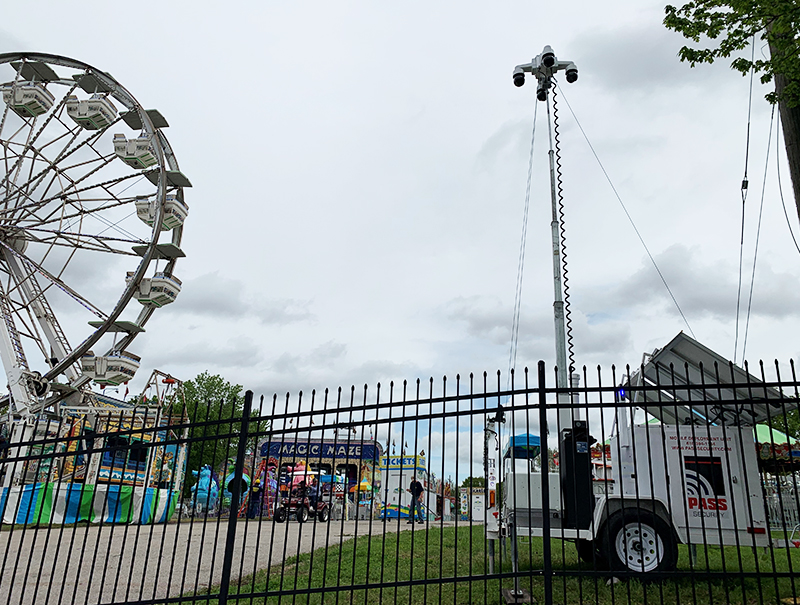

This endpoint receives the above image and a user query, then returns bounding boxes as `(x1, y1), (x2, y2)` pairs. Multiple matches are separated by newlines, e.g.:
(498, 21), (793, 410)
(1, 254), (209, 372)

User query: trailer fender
(593, 497), (685, 545)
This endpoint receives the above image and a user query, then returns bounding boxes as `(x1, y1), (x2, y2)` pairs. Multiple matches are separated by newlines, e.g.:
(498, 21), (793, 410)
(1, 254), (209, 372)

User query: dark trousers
(409, 497), (423, 521)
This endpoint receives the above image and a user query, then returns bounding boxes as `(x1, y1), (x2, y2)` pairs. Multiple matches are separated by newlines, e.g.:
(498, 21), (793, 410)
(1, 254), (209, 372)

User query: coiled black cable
(552, 85), (576, 374)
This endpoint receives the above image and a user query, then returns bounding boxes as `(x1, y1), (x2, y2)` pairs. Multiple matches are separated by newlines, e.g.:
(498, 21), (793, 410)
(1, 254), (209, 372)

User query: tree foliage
(663, 1), (800, 106)
(768, 406), (800, 440)
(460, 476), (486, 488)
(182, 372), (268, 497)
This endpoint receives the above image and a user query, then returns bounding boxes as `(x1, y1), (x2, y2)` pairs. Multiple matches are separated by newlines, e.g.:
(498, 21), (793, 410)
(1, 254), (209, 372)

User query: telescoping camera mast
(513, 46), (579, 425)
(489, 48), (786, 595)
(483, 46), (582, 604)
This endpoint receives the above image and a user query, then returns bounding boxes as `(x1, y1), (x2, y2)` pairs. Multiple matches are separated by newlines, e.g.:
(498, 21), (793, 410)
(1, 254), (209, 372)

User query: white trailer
(492, 333), (794, 576)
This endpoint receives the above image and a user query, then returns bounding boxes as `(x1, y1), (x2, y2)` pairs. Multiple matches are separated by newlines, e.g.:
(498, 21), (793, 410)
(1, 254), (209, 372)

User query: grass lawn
(193, 525), (800, 604)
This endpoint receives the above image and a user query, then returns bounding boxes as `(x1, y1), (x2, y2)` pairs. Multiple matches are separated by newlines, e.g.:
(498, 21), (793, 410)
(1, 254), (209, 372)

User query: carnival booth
(0, 401), (188, 525)
(379, 454), (434, 520)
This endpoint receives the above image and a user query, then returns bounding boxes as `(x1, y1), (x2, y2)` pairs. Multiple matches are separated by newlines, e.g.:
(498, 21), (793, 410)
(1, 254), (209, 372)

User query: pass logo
(687, 496), (728, 511)
(684, 455), (728, 512)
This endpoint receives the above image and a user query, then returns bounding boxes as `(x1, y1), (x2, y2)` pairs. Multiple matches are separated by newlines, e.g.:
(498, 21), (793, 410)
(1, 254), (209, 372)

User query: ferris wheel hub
(0, 229), (28, 255)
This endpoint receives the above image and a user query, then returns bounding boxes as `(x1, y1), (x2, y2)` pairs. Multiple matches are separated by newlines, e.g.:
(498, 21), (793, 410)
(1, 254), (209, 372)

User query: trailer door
(664, 426), (748, 545)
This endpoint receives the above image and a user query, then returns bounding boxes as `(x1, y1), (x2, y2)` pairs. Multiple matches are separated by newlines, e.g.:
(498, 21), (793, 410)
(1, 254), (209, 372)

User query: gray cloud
(475, 118), (532, 173)
(175, 272), (250, 317)
(271, 340), (347, 375)
(177, 272), (314, 324)
(147, 337), (263, 370)
(444, 295), (552, 346)
(0, 28), (28, 53)
(444, 295), (510, 344)
(571, 22), (739, 96)
(583, 245), (800, 321)
(250, 355), (425, 403)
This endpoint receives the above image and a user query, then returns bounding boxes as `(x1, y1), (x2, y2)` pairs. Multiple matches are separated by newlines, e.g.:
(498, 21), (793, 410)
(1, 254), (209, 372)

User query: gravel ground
(0, 516), (452, 605)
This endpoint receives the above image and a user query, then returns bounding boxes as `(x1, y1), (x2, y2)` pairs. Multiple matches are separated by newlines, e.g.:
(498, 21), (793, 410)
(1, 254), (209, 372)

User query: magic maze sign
(261, 441), (380, 460)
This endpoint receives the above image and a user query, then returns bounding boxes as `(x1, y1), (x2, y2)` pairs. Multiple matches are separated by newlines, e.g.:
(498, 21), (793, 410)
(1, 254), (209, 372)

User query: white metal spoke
(0, 238), (107, 319)
(1, 76), (81, 191)
(0, 123), (103, 209)
(20, 227), (143, 255)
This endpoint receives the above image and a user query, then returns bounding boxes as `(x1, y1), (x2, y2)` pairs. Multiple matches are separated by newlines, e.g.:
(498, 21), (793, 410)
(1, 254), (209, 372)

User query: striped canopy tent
(349, 479), (374, 493)
(754, 425), (800, 471)
(755, 424), (795, 444)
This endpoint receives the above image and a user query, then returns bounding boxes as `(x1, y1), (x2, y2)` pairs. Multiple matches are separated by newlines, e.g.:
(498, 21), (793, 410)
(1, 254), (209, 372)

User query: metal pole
(545, 88), (572, 433)
(219, 390), (252, 605)
(538, 361), (553, 605)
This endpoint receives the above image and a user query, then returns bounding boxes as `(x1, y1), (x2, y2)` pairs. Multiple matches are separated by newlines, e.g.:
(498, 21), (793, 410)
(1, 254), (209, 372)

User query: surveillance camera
(565, 63), (578, 84)
(536, 83), (547, 102)
(541, 45), (556, 68)
(512, 66), (526, 87)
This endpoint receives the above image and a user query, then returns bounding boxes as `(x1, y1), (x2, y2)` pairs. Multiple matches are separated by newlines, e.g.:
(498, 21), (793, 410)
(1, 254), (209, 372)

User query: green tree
(663, 2), (800, 221)
(182, 372), (268, 498)
(768, 406), (800, 440)
(460, 476), (486, 488)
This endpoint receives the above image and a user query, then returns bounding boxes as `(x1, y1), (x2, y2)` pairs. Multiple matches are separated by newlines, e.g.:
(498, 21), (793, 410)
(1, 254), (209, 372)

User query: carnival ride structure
(0, 53), (190, 523)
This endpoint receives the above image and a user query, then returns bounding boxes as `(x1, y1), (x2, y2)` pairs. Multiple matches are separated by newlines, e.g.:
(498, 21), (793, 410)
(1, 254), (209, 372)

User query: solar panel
(624, 332), (796, 426)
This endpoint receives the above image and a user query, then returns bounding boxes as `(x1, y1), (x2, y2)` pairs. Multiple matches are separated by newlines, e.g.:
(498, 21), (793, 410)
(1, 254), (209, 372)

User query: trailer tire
(274, 507), (287, 523)
(576, 539), (608, 570)
(602, 509), (677, 576)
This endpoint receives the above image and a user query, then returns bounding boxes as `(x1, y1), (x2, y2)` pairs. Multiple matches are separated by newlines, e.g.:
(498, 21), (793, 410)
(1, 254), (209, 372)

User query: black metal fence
(0, 360), (798, 605)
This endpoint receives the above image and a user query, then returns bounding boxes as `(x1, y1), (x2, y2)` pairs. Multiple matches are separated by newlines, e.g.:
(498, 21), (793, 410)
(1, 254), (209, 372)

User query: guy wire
(742, 104), (775, 362)
(556, 87), (695, 338)
(735, 34), (757, 364)
(507, 100), (539, 389)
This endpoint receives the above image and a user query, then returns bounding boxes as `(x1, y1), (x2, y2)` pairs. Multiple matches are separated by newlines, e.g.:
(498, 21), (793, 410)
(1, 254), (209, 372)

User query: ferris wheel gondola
(0, 52), (189, 416)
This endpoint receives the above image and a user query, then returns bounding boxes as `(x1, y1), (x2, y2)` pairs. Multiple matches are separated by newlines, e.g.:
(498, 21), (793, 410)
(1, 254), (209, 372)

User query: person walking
(407, 476), (425, 524)
(247, 480), (262, 519)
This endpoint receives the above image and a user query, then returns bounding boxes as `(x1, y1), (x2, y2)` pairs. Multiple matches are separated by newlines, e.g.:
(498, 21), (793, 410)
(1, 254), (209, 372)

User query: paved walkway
(0, 516), (453, 605)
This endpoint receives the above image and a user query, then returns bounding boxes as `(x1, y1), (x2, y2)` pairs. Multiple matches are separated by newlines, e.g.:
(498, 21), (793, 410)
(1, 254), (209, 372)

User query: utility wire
(735, 35), (757, 364)
(775, 116), (800, 255)
(507, 100), (538, 389)
(557, 89), (695, 338)
(742, 104), (776, 362)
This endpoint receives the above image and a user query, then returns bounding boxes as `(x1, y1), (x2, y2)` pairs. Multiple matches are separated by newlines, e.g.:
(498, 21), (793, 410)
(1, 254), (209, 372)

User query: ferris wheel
(0, 52), (189, 417)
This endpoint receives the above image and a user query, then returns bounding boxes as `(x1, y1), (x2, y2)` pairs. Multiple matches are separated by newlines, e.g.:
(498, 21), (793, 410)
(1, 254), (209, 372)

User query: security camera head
(536, 84), (547, 102)
(541, 45), (556, 68)
(565, 63), (578, 84)
(512, 66), (525, 87)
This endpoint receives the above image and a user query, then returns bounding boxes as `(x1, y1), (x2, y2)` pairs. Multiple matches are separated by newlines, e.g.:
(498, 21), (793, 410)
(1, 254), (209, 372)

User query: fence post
(219, 390), (253, 605)
(538, 361), (552, 605)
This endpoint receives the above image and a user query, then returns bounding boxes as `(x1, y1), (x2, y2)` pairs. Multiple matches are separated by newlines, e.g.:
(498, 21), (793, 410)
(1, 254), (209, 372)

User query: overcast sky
(1, 0), (798, 409)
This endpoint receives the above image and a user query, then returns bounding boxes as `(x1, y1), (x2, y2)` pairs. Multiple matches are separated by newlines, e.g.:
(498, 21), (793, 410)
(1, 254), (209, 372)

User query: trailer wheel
(274, 507), (287, 523)
(576, 539), (608, 570)
(602, 509), (677, 575)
